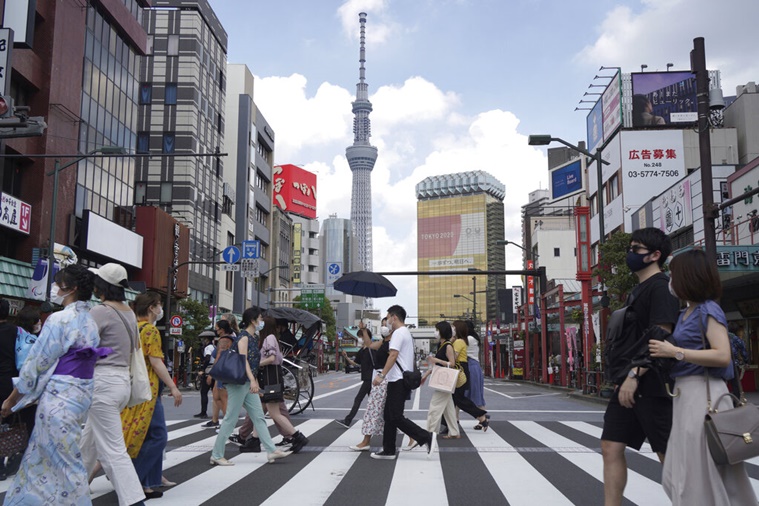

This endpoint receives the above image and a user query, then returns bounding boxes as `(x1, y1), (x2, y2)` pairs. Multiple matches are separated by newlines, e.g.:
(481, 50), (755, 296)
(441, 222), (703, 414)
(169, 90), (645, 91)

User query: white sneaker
(267, 450), (292, 464)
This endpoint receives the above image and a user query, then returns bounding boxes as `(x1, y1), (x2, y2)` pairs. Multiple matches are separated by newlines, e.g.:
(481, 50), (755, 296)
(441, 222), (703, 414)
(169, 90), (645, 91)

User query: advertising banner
(292, 223), (302, 284)
(0, 192), (31, 234)
(512, 286), (522, 320)
(631, 71), (697, 126)
(512, 339), (524, 377)
(658, 179), (693, 234)
(621, 130), (685, 219)
(418, 212), (485, 261)
(550, 159), (583, 201)
(272, 164), (317, 219)
(586, 98), (603, 154)
(602, 71), (622, 141)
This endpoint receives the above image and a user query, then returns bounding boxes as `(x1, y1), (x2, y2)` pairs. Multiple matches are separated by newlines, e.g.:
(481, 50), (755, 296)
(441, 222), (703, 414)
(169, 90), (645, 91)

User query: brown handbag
(0, 414), (28, 458)
(700, 317), (759, 465)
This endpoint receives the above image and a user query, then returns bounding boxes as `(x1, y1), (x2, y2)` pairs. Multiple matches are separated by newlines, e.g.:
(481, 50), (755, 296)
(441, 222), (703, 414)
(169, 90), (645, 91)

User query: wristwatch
(377, 372), (385, 378)
(627, 369), (639, 380)
(675, 349), (685, 361)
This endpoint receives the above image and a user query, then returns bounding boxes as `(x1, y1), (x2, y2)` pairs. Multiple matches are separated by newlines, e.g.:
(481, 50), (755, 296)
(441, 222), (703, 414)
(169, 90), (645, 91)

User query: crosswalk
(5, 416), (759, 505)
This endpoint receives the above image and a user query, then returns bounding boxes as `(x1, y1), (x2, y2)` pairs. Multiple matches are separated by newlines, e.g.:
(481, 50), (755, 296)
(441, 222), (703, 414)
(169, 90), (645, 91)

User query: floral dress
(361, 340), (389, 436)
(4, 301), (102, 506)
(120, 322), (163, 458)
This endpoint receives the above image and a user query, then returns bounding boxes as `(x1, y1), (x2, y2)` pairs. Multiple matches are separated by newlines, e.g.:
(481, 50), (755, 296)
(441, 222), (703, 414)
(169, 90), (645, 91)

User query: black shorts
(601, 390), (673, 453)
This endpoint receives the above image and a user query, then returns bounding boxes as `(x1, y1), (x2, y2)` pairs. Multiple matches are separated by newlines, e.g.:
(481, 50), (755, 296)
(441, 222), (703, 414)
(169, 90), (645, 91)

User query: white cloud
(252, 70), (546, 323)
(576, 0), (759, 94)
(337, 0), (398, 45)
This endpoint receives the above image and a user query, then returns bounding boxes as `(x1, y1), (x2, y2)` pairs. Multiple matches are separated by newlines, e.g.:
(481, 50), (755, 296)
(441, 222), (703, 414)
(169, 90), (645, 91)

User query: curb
(494, 377), (610, 405)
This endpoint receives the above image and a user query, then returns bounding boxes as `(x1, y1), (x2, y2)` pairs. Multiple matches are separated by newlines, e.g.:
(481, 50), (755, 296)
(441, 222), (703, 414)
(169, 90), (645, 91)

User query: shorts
(601, 390), (673, 453)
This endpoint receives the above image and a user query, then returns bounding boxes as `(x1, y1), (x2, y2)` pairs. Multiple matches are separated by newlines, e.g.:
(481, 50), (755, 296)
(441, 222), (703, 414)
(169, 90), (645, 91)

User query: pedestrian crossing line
(461, 419), (572, 505)
(411, 385), (422, 411)
(560, 421), (661, 461)
(311, 381), (362, 401)
(166, 422), (210, 441)
(484, 386), (562, 400)
(260, 420), (366, 505)
(385, 432), (448, 505)
(513, 421), (670, 506)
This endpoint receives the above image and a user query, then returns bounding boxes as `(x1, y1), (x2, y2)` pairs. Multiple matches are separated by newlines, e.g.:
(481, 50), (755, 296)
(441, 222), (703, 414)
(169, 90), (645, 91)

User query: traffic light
(0, 95), (14, 118)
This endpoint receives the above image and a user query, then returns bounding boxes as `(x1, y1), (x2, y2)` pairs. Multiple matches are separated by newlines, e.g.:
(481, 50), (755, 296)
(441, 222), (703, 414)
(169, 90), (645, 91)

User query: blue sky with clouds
(209, 0), (759, 322)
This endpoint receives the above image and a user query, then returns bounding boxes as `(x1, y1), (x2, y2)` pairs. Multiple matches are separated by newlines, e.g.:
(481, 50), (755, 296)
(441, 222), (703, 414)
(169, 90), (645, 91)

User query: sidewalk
(498, 377), (759, 407)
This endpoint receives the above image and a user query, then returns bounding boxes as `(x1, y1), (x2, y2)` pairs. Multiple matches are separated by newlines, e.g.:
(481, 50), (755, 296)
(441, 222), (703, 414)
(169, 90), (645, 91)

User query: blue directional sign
(242, 240), (260, 259)
(222, 246), (241, 264)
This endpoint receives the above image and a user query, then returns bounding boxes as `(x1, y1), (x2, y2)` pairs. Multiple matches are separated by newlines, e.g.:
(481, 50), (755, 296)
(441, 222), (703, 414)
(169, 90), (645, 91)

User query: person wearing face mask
(420, 322), (460, 439)
(601, 228), (680, 506)
(120, 292), (182, 497)
(348, 318), (393, 451)
(81, 263), (149, 506)
(1, 265), (110, 504)
(335, 323), (377, 429)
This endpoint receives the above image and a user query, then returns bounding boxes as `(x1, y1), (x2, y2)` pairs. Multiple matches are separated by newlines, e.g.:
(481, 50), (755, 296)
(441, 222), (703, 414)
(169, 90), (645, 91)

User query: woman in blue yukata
(1, 264), (111, 506)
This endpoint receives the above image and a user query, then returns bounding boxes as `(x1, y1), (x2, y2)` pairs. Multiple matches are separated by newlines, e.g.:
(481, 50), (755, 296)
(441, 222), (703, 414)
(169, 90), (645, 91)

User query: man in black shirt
(601, 228), (680, 506)
(335, 327), (376, 428)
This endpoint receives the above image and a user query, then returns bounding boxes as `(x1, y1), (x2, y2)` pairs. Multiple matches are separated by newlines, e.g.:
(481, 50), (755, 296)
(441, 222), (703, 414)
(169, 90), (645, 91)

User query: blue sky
(209, 0), (759, 322)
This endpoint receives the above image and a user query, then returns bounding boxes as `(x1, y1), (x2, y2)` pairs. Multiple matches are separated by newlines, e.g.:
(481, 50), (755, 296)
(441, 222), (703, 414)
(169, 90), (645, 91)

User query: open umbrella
(333, 271), (397, 298)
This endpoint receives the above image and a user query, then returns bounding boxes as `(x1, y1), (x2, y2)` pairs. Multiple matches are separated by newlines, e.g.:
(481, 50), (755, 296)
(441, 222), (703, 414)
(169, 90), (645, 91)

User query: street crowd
(0, 227), (757, 505)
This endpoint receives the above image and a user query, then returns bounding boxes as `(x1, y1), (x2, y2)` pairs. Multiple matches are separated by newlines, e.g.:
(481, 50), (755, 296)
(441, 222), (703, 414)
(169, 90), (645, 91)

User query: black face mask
(626, 250), (654, 273)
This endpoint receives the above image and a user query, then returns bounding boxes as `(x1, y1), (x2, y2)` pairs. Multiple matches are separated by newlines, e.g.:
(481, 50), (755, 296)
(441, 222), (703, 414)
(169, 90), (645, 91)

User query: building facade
(138, 0), (227, 305)
(416, 171), (506, 326)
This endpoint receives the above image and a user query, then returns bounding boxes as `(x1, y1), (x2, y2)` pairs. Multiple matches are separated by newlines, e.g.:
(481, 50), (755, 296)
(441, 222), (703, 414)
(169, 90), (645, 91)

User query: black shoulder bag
(395, 359), (421, 390)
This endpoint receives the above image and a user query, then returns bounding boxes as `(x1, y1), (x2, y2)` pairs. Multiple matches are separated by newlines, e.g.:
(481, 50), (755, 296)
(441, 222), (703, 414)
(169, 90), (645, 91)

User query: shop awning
(0, 257), (34, 299)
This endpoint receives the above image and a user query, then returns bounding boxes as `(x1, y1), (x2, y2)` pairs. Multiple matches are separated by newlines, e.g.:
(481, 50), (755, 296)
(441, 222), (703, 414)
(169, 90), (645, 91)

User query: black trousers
(199, 374), (213, 415)
(345, 378), (373, 424)
(382, 380), (429, 454)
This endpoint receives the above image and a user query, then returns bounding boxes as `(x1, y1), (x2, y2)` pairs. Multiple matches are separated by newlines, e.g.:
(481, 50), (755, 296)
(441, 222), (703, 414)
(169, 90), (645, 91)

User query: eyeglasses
(628, 245), (651, 254)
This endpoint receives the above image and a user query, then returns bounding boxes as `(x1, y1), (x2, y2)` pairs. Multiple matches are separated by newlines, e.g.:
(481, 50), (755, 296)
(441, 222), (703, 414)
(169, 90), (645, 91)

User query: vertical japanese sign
(292, 223), (302, 284)
(526, 259), (535, 312)
(0, 29), (13, 94)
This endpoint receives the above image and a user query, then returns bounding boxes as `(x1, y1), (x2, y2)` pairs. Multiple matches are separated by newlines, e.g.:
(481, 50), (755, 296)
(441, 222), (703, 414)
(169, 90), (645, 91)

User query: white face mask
(380, 326), (389, 337)
(154, 306), (164, 321)
(50, 283), (69, 305)
(256, 320), (265, 332)
(33, 323), (42, 334)
(435, 330), (441, 340)
(668, 279), (678, 299)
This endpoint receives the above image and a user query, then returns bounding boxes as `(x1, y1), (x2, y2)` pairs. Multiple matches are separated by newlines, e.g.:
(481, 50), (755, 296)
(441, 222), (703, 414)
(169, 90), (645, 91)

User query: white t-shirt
(467, 335), (480, 361)
(386, 325), (414, 383)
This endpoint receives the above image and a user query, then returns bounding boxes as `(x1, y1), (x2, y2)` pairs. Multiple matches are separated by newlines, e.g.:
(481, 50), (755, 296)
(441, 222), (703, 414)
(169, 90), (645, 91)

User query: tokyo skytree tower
(346, 12), (378, 272)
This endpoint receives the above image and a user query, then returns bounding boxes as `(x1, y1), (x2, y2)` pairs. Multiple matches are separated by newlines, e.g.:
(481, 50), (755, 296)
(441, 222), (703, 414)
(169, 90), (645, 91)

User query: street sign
(241, 258), (259, 279)
(242, 240), (260, 259)
(301, 285), (325, 309)
(220, 264), (240, 272)
(169, 327), (182, 335)
(222, 246), (241, 264)
(170, 315), (183, 328)
(326, 262), (342, 286)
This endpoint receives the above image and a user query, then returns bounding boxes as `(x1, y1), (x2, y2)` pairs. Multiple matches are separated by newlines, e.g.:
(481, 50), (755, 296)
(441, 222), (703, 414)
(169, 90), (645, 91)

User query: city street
(0, 372), (697, 505)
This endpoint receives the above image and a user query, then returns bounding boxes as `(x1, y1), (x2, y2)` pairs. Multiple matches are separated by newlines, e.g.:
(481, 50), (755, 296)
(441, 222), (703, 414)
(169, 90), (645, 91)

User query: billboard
(631, 71), (697, 127)
(272, 164), (317, 219)
(602, 71), (622, 142)
(418, 212), (485, 265)
(586, 98), (603, 154)
(658, 179), (693, 234)
(550, 159), (583, 201)
(0, 192), (31, 234)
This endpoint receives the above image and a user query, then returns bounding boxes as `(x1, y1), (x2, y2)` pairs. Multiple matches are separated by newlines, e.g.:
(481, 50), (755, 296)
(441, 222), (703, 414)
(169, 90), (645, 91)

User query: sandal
(441, 434), (461, 439)
(480, 415), (490, 432)
(473, 424), (483, 430)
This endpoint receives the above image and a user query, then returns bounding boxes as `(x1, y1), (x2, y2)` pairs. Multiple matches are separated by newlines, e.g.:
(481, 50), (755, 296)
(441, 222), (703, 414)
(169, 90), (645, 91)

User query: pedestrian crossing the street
(5, 417), (759, 505)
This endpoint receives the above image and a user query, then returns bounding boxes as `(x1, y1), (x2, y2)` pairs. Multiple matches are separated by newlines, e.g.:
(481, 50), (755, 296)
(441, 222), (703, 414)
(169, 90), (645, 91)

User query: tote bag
(429, 366), (458, 393)
(210, 339), (248, 385)
(108, 306), (152, 408)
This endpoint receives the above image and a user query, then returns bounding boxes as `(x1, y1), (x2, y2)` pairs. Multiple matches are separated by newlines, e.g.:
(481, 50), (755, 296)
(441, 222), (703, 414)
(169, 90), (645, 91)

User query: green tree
(293, 295), (336, 341)
(178, 298), (212, 353)
(593, 232), (636, 310)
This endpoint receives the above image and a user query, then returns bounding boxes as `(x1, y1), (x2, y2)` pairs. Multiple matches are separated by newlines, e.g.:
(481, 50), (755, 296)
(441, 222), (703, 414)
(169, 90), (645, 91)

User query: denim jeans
(132, 384), (167, 489)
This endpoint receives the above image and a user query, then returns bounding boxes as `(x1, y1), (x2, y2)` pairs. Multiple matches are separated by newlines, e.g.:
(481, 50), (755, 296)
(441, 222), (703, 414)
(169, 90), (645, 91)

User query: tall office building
(416, 171), (506, 326)
(345, 12), (377, 272)
(137, 0), (227, 304)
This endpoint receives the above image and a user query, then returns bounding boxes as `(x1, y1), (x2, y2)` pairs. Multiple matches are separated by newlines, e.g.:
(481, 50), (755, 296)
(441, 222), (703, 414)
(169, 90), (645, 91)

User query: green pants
(212, 382), (276, 458)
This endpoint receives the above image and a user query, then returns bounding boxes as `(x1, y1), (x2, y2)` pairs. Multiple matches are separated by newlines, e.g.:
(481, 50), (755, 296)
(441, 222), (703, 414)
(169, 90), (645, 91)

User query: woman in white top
(465, 320), (487, 416)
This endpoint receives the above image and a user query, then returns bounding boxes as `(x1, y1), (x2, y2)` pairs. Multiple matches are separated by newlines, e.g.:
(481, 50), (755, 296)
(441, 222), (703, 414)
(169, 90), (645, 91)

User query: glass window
(167, 35), (179, 56)
(165, 83), (177, 105)
(139, 83), (152, 105)
(162, 133), (175, 154)
(137, 132), (149, 153)
(554, 248), (560, 257)
(160, 182), (172, 203)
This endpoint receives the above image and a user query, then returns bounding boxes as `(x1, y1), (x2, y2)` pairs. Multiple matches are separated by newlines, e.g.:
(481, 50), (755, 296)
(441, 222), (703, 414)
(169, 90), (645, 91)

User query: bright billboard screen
(631, 71), (697, 127)
(550, 159), (583, 201)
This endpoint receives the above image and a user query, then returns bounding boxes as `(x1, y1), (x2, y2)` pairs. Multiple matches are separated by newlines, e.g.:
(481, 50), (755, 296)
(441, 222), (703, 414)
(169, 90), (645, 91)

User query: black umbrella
(333, 271), (397, 298)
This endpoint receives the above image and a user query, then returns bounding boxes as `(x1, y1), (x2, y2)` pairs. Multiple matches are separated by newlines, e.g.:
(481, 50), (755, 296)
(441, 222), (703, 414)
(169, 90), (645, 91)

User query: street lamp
(45, 146), (127, 305)
(497, 239), (539, 261)
(453, 293), (477, 326)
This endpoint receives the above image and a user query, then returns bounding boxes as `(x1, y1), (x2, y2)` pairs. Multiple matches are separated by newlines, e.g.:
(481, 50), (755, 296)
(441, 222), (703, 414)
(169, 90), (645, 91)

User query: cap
(89, 263), (129, 288)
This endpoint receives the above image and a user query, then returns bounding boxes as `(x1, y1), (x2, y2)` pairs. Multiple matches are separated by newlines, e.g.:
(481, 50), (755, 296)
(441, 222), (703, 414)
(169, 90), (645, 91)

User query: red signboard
(272, 164), (317, 219)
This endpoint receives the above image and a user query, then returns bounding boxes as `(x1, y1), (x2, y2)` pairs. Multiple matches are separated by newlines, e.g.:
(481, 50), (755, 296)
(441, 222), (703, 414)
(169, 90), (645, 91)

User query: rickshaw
(266, 307), (322, 415)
